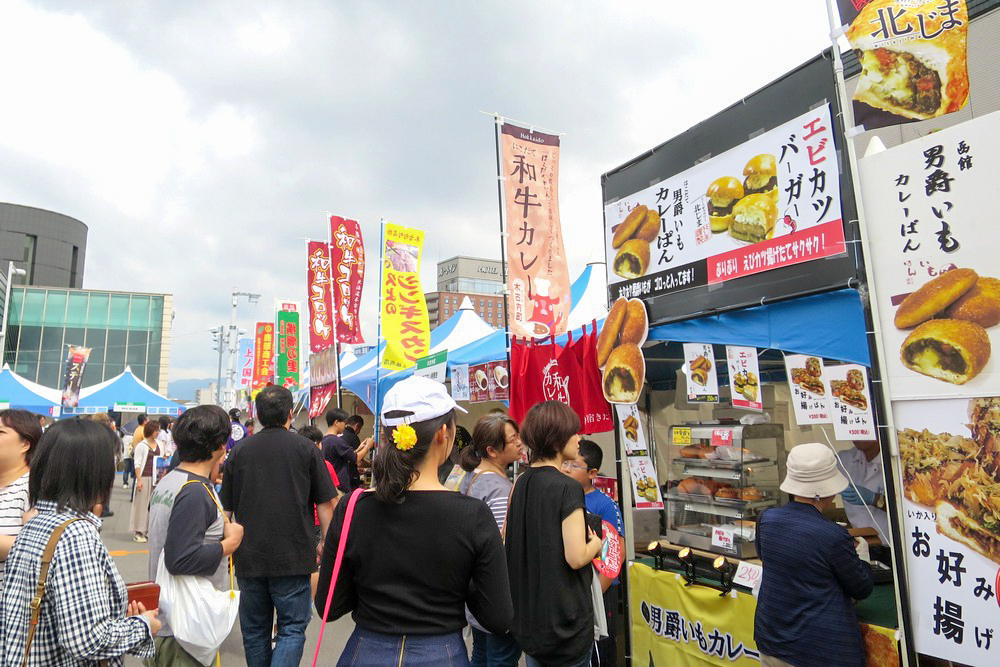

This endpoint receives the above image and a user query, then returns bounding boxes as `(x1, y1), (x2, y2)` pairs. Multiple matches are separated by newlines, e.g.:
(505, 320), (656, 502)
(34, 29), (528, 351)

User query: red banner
(307, 241), (335, 352)
(706, 219), (846, 284)
(329, 215), (366, 344)
(309, 382), (337, 419)
(252, 321), (275, 392)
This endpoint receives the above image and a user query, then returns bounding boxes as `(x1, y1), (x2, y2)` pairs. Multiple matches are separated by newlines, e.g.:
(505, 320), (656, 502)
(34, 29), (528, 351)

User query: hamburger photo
(742, 154), (778, 203)
(706, 176), (744, 233)
(730, 193), (777, 244)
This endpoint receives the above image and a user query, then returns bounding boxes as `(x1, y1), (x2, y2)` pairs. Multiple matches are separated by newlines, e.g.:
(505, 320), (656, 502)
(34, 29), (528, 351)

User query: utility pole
(211, 326), (225, 405)
(225, 289), (260, 410)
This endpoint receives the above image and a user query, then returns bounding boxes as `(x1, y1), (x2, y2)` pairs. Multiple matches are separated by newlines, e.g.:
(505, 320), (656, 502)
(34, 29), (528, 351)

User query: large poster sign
(329, 215), (366, 344)
(380, 223), (430, 371)
(859, 111), (1000, 399)
(238, 337), (254, 390)
(835, 0), (969, 131)
(307, 240), (335, 352)
(894, 397), (999, 666)
(605, 106), (845, 302)
(500, 121), (571, 339)
(251, 321), (275, 393)
(783, 353), (831, 425)
(275, 308), (300, 390)
(725, 346), (762, 412)
(60, 345), (91, 408)
(683, 343), (719, 403)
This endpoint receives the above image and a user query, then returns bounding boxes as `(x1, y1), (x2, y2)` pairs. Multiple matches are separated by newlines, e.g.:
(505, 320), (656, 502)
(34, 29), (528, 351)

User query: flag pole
(325, 213), (343, 410)
(493, 115), (513, 377)
(374, 217), (387, 445)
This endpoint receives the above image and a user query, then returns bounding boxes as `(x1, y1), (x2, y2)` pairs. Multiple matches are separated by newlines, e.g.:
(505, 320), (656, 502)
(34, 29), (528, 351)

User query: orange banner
(501, 121), (571, 339)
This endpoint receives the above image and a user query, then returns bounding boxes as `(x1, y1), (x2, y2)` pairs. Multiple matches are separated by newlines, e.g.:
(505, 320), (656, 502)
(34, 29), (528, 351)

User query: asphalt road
(103, 473), (355, 665)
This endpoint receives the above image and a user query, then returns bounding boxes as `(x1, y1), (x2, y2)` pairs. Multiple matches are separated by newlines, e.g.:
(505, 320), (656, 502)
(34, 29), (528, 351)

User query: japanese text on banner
(380, 223), (430, 371)
(329, 216), (366, 344)
(275, 309), (300, 390)
(307, 240), (335, 352)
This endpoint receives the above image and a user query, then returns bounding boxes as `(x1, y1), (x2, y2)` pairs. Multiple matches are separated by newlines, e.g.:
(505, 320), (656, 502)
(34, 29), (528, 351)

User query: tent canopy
(68, 367), (186, 416)
(0, 364), (61, 416)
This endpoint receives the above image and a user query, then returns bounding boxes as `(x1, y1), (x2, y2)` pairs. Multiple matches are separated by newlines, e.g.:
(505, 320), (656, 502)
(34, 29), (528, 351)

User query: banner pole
(493, 115), (513, 380)
(374, 217), (386, 445)
(326, 214), (343, 411)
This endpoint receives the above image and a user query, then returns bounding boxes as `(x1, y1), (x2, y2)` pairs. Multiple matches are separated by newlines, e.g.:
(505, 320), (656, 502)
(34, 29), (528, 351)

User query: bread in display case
(663, 423), (785, 559)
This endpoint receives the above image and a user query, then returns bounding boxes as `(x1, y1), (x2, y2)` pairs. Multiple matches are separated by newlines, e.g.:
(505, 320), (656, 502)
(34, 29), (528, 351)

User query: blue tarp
(68, 368), (186, 416)
(647, 289), (870, 366)
(0, 366), (60, 416)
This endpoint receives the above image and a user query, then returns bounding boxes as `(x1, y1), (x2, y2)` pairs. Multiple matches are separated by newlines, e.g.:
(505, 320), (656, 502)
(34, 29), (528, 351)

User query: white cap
(779, 442), (849, 499)
(380, 376), (467, 427)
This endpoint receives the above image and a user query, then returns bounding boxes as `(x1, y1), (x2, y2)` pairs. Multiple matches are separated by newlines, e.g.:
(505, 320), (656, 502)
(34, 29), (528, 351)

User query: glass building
(2, 287), (172, 394)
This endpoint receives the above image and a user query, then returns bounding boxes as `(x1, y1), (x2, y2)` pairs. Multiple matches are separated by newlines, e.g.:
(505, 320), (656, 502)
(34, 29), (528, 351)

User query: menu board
(683, 343), (719, 403)
(726, 346), (762, 412)
(605, 106), (844, 302)
(627, 455), (663, 510)
(783, 353), (831, 425)
(827, 364), (876, 441)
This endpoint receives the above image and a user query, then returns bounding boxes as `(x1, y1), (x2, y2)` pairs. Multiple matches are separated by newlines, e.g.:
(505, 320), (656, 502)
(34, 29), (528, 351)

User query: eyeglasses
(561, 462), (588, 472)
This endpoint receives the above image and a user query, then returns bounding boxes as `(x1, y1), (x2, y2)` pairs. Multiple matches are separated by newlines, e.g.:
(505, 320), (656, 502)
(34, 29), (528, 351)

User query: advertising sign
(413, 350), (448, 383)
(275, 308), (301, 390)
(683, 343), (719, 403)
(595, 297), (648, 405)
(307, 240), (335, 352)
(252, 321), (275, 392)
(451, 364), (470, 402)
(309, 347), (339, 388)
(725, 346), (762, 412)
(615, 404), (648, 456)
(836, 0), (969, 131)
(605, 106), (844, 302)
(627, 456), (663, 509)
(329, 215), (366, 344)
(827, 364), (876, 441)
(487, 360), (509, 402)
(783, 353), (831, 425)
(309, 383), (337, 419)
(469, 362), (490, 403)
(500, 121), (571, 339)
(113, 402), (145, 413)
(380, 223), (430, 371)
(859, 111), (1000, 400)
(60, 345), (91, 408)
(238, 337), (254, 390)
(893, 397), (999, 666)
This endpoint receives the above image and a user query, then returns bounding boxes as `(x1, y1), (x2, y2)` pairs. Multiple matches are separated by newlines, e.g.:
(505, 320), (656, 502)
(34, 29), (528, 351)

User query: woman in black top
(505, 401), (603, 667)
(315, 376), (513, 666)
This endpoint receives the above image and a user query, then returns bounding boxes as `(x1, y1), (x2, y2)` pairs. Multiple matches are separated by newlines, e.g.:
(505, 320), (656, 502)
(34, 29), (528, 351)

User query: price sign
(711, 429), (733, 446)
(673, 427), (691, 445)
(733, 561), (763, 590)
(711, 527), (735, 551)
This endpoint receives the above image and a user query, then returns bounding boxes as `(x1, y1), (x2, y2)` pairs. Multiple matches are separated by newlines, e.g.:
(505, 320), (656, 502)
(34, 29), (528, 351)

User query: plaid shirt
(0, 501), (155, 666)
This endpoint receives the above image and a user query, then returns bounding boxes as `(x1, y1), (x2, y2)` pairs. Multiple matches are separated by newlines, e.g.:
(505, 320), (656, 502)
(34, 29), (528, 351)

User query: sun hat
(380, 376), (468, 427)
(779, 442), (849, 499)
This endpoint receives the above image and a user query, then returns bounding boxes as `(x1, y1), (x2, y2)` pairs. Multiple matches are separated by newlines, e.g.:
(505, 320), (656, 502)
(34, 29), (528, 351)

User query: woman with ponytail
(314, 376), (513, 666)
(457, 414), (523, 666)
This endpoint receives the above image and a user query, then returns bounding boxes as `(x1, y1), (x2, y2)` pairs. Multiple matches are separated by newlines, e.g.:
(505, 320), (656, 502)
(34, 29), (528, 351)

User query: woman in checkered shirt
(0, 419), (161, 666)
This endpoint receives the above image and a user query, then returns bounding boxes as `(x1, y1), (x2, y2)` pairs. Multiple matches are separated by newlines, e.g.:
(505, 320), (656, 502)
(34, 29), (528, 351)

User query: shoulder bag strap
(179, 480), (236, 593)
(310, 487), (365, 667)
(22, 518), (84, 667)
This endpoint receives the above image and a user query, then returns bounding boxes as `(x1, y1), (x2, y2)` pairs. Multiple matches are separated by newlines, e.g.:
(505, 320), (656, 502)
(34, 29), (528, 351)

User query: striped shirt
(0, 472), (30, 585)
(458, 469), (512, 634)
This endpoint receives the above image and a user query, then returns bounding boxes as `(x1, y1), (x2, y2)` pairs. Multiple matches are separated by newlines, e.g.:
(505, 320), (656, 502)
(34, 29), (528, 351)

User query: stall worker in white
(836, 440), (890, 544)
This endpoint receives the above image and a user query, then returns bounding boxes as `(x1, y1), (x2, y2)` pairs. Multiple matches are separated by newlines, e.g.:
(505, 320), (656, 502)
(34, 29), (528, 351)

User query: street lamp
(224, 289), (261, 409)
(0, 262), (28, 363)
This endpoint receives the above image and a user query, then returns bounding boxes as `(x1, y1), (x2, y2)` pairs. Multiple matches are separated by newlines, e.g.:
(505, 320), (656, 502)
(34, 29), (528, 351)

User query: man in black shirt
(221, 386), (337, 667)
(323, 409), (373, 492)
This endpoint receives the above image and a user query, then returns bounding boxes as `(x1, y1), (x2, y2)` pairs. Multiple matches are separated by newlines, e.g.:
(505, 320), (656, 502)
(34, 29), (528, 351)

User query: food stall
(599, 51), (909, 666)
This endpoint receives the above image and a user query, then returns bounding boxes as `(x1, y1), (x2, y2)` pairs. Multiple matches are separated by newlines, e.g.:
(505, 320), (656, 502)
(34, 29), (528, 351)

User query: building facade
(0, 203), (87, 289)
(426, 256), (506, 328)
(2, 287), (173, 395)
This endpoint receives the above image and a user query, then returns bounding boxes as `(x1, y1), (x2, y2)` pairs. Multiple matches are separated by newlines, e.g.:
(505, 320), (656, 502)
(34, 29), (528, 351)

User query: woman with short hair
(0, 409), (42, 583)
(130, 419), (162, 543)
(0, 418), (161, 665)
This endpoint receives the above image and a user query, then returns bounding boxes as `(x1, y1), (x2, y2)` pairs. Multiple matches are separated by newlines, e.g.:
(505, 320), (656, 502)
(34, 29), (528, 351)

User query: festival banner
(60, 345), (91, 408)
(238, 337), (254, 390)
(783, 353), (831, 425)
(725, 346), (762, 412)
(251, 321), (275, 393)
(858, 111), (1000, 400)
(500, 121), (571, 339)
(309, 383), (337, 419)
(451, 364), (470, 402)
(683, 343), (719, 404)
(834, 0), (969, 131)
(309, 347), (339, 387)
(605, 106), (845, 301)
(307, 240), (335, 352)
(275, 308), (301, 390)
(380, 223), (430, 371)
(329, 215), (366, 344)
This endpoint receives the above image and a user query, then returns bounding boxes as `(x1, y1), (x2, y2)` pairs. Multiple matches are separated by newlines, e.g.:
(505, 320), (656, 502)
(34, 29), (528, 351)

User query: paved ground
(103, 473), (355, 665)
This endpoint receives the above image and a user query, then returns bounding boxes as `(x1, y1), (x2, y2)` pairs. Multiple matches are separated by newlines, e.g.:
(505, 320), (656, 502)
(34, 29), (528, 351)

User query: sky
(0, 0), (834, 383)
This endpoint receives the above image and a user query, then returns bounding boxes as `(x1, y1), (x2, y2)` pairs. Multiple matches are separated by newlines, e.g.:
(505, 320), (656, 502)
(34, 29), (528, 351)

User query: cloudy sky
(0, 0), (833, 382)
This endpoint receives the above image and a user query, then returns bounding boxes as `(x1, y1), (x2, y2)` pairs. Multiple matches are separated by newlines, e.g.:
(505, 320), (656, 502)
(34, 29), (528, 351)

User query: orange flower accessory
(392, 424), (417, 451)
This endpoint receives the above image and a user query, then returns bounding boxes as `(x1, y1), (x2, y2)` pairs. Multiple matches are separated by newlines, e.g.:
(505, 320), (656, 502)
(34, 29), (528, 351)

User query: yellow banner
(630, 563), (760, 666)
(380, 223), (430, 371)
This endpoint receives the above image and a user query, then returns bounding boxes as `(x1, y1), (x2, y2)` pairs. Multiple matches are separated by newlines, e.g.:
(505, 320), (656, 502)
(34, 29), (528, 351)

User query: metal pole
(214, 326), (225, 405)
(374, 218), (386, 444)
(493, 116), (513, 384)
(224, 290), (238, 409)
(0, 262), (26, 363)
(326, 217), (343, 410)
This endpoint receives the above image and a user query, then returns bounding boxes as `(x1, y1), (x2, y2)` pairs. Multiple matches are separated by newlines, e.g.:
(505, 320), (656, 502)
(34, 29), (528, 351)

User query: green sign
(275, 309), (301, 390)
(413, 350), (448, 382)
(114, 402), (146, 412)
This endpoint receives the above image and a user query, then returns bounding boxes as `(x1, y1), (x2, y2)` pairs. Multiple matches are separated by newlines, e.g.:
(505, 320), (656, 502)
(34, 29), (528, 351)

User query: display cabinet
(662, 423), (784, 558)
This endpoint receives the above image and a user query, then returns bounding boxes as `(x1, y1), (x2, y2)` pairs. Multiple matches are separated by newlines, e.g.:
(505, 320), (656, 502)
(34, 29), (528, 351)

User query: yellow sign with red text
(380, 223), (430, 371)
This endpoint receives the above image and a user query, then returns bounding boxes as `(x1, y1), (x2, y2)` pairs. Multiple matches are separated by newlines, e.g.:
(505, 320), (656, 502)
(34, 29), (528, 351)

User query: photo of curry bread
(900, 319), (990, 385)
(689, 354), (712, 386)
(597, 297), (648, 404)
(898, 397), (1000, 564)
(846, 0), (969, 121)
(611, 205), (659, 279)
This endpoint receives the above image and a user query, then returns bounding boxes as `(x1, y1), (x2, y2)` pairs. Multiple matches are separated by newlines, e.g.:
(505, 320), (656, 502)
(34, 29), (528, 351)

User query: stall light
(713, 555), (735, 596)
(647, 541), (663, 571)
(677, 547), (696, 586)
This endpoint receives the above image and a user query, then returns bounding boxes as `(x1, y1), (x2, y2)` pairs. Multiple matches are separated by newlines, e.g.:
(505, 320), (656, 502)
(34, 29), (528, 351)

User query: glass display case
(662, 423), (785, 558)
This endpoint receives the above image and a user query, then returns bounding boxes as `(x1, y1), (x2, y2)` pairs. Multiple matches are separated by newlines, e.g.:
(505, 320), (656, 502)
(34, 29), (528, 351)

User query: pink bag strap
(311, 488), (364, 667)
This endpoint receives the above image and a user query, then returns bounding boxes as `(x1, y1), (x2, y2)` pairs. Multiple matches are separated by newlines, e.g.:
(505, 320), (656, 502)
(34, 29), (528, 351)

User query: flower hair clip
(392, 424), (417, 451)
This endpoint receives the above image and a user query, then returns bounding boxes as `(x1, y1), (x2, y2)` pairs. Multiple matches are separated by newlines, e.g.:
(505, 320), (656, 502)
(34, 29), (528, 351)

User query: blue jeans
(238, 575), (312, 667)
(338, 626), (468, 666)
(524, 651), (592, 667)
(470, 628), (521, 667)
